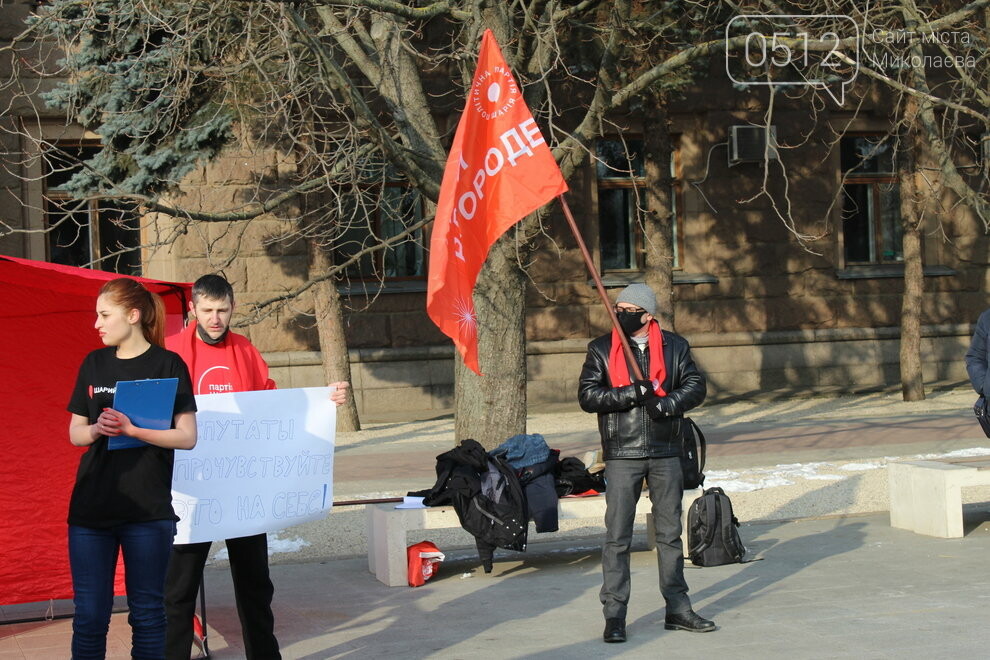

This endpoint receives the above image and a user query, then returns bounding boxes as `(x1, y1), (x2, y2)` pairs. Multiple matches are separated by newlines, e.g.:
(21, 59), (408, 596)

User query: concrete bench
(366, 488), (703, 587)
(888, 457), (990, 538)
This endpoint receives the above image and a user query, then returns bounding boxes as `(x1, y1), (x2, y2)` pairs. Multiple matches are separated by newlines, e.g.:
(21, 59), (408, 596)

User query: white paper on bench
(395, 496), (426, 509)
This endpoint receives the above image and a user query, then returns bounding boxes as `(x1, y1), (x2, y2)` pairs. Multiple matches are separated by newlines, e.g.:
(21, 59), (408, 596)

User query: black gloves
(643, 394), (672, 421)
(632, 379), (654, 403)
(630, 382), (674, 420)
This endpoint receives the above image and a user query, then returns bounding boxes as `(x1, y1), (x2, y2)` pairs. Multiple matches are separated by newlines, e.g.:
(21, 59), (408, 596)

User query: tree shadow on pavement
(670, 476), (869, 622)
(200, 477), (875, 659)
(280, 551), (605, 660)
(511, 481), (870, 659)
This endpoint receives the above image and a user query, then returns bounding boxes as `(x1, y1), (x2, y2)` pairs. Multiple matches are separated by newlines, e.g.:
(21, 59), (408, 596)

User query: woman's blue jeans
(68, 520), (176, 660)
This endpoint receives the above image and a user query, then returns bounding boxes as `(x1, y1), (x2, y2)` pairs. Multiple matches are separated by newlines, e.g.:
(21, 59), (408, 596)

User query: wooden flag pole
(556, 194), (645, 382)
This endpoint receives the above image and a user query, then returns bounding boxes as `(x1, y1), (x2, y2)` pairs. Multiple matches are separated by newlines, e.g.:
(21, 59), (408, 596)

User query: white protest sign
(171, 387), (335, 544)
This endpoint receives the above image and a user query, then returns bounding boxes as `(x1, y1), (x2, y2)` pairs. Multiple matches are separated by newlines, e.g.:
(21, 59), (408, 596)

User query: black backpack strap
(716, 492), (740, 559)
(687, 417), (706, 474)
(688, 493), (719, 557)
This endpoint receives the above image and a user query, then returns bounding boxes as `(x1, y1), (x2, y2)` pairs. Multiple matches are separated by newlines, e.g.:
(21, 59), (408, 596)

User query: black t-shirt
(67, 344), (197, 528)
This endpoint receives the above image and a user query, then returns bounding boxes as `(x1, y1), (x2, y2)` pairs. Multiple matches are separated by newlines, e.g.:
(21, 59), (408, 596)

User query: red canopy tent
(0, 255), (191, 605)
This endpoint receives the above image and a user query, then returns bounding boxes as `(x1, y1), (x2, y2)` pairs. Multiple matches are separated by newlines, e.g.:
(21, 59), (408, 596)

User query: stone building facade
(2, 3), (985, 421)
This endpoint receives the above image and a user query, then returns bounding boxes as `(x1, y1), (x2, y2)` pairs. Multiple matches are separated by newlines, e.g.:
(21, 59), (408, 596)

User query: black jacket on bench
(413, 439), (527, 570)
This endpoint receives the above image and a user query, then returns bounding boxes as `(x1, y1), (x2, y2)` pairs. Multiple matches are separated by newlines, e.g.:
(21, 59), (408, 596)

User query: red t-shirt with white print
(166, 322), (276, 394)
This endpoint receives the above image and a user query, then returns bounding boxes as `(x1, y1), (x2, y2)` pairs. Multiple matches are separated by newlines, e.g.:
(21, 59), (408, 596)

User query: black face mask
(197, 323), (228, 346)
(615, 310), (647, 336)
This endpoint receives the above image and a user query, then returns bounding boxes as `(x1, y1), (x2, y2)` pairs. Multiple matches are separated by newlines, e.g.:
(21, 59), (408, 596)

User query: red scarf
(608, 320), (667, 396)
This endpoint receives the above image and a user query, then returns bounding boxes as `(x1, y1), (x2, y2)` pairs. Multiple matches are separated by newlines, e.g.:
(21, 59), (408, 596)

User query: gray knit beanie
(615, 283), (657, 316)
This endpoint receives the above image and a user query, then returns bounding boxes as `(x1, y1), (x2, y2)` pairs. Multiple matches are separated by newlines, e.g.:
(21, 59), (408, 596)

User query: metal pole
(556, 194), (645, 382)
(198, 580), (210, 658)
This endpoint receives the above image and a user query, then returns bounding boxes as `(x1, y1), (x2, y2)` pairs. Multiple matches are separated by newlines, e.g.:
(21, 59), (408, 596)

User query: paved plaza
(4, 387), (990, 659)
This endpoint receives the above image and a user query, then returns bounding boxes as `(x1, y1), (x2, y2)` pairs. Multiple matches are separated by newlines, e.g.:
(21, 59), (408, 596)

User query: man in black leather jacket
(578, 283), (715, 643)
(965, 307), (990, 398)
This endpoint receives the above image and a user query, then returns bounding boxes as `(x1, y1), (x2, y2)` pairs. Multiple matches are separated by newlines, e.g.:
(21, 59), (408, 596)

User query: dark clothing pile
(413, 437), (609, 572)
(413, 439), (527, 572)
(554, 456), (606, 497)
(491, 432), (551, 466)
(492, 434), (559, 533)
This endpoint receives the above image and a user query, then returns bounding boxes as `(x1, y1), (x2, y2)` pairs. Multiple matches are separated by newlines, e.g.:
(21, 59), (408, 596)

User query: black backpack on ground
(687, 487), (745, 567)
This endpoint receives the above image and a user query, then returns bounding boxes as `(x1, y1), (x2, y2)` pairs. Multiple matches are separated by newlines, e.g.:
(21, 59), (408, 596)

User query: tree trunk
(899, 218), (925, 402)
(642, 93), (675, 329)
(310, 241), (361, 431)
(454, 231), (528, 449)
(898, 22), (925, 403)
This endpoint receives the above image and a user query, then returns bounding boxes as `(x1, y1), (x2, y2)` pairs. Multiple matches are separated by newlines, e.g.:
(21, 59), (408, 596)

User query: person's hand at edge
(329, 381), (350, 406)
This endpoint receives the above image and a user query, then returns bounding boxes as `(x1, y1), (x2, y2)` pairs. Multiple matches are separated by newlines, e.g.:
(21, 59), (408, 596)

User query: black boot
(603, 618), (626, 643)
(664, 609), (715, 633)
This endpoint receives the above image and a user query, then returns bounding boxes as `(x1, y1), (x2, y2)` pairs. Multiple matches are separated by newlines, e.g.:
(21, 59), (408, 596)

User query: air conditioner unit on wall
(728, 125), (778, 166)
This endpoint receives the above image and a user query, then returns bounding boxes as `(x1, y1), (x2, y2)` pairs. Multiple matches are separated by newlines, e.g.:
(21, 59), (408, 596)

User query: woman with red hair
(66, 278), (197, 659)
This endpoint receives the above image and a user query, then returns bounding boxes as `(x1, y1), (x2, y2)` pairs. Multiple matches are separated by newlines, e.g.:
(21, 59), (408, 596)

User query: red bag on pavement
(407, 541), (445, 587)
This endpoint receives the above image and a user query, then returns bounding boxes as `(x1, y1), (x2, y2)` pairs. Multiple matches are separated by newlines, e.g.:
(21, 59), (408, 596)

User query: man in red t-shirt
(164, 274), (348, 660)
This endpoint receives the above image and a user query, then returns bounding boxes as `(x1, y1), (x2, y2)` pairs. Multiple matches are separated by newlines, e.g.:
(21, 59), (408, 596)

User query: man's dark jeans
(600, 456), (691, 620)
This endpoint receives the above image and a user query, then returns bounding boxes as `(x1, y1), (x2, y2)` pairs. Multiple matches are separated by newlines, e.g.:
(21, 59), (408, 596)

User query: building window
(596, 138), (681, 272)
(380, 184), (424, 278)
(334, 179), (425, 282)
(43, 143), (141, 274)
(840, 135), (902, 264)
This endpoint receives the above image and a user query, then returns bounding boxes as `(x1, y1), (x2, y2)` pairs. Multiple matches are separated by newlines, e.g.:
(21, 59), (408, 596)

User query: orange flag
(427, 29), (569, 374)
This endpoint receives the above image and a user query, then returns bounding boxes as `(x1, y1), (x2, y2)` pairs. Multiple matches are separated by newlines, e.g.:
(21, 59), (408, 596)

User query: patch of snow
(211, 532), (310, 562)
(914, 447), (990, 460)
(705, 461), (845, 492)
(705, 475), (795, 492)
(839, 461), (885, 471)
(268, 533), (310, 555)
(704, 447), (990, 493)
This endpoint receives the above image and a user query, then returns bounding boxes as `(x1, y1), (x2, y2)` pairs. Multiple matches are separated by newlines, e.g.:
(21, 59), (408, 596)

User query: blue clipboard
(108, 378), (178, 450)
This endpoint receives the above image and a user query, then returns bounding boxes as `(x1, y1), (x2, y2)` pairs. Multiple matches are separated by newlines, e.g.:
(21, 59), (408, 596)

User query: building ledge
(263, 323), (974, 366)
(598, 272), (719, 287)
(340, 273), (721, 296)
(835, 264), (956, 280)
(340, 280), (427, 296)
